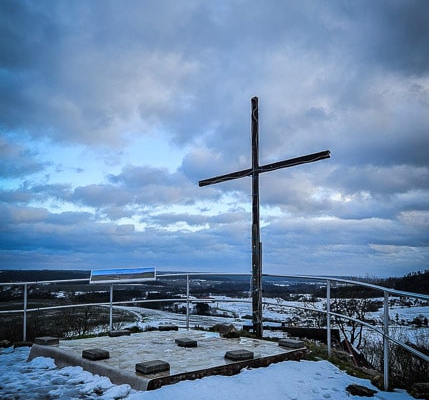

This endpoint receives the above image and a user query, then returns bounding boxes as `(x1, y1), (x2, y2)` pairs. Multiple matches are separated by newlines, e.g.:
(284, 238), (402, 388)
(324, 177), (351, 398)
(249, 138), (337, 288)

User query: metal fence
(1, 272), (428, 390)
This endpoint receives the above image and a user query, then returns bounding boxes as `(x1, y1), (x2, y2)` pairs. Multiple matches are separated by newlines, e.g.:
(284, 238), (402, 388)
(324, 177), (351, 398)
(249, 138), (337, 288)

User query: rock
(219, 324), (240, 338)
(346, 384), (377, 397)
(211, 324), (240, 338)
(369, 374), (384, 390)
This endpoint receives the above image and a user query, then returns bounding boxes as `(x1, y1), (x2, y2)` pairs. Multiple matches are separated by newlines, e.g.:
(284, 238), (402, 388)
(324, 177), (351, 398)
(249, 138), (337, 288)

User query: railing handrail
(0, 278), (90, 286)
(2, 293), (427, 364)
(1, 271), (428, 391)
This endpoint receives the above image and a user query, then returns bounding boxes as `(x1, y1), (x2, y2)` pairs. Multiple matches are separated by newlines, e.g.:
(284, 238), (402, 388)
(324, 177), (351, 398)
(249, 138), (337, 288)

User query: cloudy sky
(1, 0), (428, 277)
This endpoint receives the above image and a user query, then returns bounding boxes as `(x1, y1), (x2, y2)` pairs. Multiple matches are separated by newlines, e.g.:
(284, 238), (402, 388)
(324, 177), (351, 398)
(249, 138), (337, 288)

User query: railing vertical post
(109, 283), (113, 331)
(186, 275), (190, 330)
(326, 280), (331, 357)
(383, 291), (390, 391)
(23, 283), (28, 341)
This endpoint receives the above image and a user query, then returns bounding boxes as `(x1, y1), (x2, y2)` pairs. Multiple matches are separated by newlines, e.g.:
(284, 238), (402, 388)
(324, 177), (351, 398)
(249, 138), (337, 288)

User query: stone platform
(28, 330), (307, 391)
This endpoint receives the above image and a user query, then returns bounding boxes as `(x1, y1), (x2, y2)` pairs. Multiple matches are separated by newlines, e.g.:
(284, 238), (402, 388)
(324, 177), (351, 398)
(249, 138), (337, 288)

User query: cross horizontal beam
(199, 150), (330, 187)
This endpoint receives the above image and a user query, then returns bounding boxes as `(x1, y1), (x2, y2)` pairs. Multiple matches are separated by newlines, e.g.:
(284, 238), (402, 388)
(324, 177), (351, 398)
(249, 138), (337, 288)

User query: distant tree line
(375, 270), (429, 294)
(0, 269), (89, 282)
(2, 269), (427, 295)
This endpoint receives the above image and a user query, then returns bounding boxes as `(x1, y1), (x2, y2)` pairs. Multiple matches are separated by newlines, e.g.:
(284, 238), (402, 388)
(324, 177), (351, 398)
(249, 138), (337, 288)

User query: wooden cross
(199, 97), (330, 337)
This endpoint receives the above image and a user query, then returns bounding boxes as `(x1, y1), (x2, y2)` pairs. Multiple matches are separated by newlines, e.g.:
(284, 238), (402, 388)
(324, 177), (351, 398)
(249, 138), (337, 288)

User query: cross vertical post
(251, 97), (263, 337)
(199, 97), (330, 338)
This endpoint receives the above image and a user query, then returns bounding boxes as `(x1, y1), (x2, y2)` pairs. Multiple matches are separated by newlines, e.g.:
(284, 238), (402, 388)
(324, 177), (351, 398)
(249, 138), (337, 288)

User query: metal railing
(1, 272), (428, 390)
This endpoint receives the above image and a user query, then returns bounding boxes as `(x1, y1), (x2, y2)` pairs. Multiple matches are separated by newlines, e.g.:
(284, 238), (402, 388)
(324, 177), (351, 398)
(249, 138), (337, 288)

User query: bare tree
(331, 298), (377, 349)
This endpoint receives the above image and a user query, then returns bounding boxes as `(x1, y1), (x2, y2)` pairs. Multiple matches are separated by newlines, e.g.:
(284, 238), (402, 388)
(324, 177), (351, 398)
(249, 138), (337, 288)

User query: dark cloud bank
(0, 0), (428, 277)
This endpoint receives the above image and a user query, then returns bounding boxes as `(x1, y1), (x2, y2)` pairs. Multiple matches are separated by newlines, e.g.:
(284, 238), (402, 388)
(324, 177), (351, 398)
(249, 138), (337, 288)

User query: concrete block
(82, 348), (110, 361)
(278, 338), (305, 348)
(34, 336), (59, 346)
(175, 338), (197, 348)
(158, 324), (178, 331)
(225, 349), (254, 361)
(136, 360), (170, 374)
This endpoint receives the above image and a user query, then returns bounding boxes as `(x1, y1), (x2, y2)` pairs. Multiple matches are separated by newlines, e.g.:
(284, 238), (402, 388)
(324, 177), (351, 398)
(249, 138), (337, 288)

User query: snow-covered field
(132, 296), (429, 343)
(0, 345), (416, 400)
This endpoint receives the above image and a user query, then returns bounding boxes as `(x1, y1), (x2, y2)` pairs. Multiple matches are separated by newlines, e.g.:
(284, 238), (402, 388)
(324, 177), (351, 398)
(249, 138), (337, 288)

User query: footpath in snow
(0, 345), (415, 400)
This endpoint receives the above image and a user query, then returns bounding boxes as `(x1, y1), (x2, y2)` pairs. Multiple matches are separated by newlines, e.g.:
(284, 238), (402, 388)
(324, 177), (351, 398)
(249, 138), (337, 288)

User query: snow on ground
(0, 346), (415, 400)
(204, 296), (429, 342)
(2, 296), (425, 399)
(113, 297), (428, 347)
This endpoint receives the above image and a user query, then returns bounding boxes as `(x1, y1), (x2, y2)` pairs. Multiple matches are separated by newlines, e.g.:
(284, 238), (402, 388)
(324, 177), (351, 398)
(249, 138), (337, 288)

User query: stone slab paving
(28, 329), (306, 391)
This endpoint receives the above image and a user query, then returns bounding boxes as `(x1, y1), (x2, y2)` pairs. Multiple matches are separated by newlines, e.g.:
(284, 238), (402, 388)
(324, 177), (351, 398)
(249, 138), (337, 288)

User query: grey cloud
(31, 183), (73, 201)
(0, 137), (46, 178)
(80, 167), (197, 209)
(102, 206), (135, 221)
(261, 214), (428, 276)
(0, 203), (137, 254)
(72, 184), (133, 208)
(208, 211), (248, 226)
(1, 0), (428, 276)
(0, 183), (71, 207)
(1, 0), (428, 154)
(180, 148), (249, 187)
(0, 204), (92, 234)
(365, 1), (429, 75)
(109, 166), (174, 187)
(0, 187), (33, 203)
(0, 1), (202, 147)
(108, 165), (200, 205)
(0, 203), (49, 225)
(45, 211), (94, 226)
(331, 165), (429, 197)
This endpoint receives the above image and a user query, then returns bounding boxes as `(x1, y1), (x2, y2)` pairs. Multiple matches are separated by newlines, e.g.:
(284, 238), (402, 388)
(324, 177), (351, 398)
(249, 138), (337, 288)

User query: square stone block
(175, 337), (197, 348)
(158, 324), (178, 331)
(82, 348), (110, 361)
(278, 338), (305, 348)
(108, 330), (131, 337)
(34, 336), (59, 346)
(224, 349), (254, 361)
(136, 360), (170, 374)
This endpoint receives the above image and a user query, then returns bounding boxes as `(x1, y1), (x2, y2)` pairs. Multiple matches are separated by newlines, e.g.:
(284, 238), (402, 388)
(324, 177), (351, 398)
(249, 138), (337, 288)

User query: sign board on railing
(90, 267), (156, 284)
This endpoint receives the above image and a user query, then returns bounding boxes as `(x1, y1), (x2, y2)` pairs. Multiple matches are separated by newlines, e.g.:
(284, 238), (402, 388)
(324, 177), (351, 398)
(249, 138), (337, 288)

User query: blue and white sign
(90, 267), (156, 284)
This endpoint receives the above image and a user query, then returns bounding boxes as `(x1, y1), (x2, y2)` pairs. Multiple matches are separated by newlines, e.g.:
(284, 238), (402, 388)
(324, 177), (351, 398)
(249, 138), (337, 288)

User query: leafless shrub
(361, 327), (429, 388)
